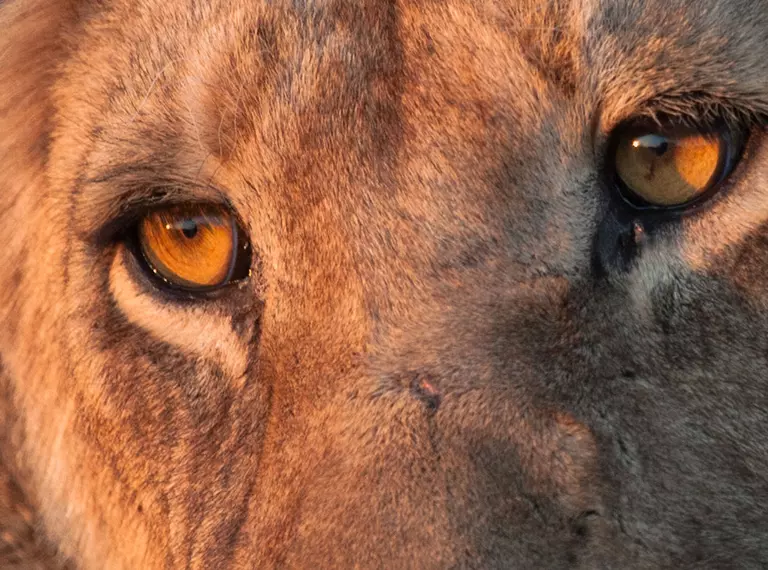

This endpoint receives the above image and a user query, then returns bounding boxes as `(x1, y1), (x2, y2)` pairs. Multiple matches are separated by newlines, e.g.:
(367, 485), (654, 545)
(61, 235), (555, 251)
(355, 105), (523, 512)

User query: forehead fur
(55, 0), (768, 295)
(60, 0), (768, 131)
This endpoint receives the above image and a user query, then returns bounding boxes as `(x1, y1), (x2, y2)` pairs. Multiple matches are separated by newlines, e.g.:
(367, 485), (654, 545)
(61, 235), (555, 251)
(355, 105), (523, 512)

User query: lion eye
(613, 125), (735, 208)
(138, 205), (250, 291)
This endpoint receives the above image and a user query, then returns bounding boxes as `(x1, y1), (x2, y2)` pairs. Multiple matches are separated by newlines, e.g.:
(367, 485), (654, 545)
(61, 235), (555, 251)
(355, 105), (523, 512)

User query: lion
(2, 0), (768, 567)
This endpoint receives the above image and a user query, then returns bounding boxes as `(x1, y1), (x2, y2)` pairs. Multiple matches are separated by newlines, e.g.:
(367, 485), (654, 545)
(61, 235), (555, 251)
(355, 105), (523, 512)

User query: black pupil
(652, 140), (669, 156)
(180, 220), (198, 239)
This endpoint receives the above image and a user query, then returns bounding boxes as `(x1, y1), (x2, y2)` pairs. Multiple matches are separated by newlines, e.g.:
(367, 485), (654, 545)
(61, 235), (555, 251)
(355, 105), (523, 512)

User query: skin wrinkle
(3, 0), (768, 569)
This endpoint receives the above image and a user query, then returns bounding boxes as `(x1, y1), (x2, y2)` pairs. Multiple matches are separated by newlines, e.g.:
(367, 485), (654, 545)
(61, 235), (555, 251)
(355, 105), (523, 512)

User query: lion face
(2, 0), (768, 568)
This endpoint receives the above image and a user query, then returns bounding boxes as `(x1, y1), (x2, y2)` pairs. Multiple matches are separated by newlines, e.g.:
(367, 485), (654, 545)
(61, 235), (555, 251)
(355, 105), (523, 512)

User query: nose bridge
(226, 59), (606, 568)
(232, 359), (603, 569)
(231, 267), (602, 567)
(364, 272), (603, 543)
(389, 0), (598, 288)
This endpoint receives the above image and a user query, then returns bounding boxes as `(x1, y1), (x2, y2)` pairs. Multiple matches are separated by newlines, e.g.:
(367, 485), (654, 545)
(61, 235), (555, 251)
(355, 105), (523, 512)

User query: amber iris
(138, 205), (240, 289)
(614, 128), (724, 207)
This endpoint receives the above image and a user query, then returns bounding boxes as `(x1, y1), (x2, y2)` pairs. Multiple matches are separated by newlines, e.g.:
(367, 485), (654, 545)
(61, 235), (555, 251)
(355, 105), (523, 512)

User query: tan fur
(3, 0), (768, 568)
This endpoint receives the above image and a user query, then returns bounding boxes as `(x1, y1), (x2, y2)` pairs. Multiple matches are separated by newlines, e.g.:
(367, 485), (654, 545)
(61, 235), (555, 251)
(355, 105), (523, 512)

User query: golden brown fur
(2, 0), (768, 568)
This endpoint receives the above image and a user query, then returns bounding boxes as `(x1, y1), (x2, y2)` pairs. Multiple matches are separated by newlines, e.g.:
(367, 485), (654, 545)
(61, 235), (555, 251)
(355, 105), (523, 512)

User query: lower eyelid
(122, 237), (219, 303)
(109, 245), (250, 381)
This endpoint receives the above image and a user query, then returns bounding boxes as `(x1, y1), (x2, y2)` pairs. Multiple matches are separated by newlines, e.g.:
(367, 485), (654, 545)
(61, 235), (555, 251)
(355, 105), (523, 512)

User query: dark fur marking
(515, 1), (580, 96)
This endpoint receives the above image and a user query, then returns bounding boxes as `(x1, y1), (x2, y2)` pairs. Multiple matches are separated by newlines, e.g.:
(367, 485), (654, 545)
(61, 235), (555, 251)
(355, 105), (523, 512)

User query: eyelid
(593, 92), (762, 153)
(75, 158), (233, 245)
(84, 188), (236, 248)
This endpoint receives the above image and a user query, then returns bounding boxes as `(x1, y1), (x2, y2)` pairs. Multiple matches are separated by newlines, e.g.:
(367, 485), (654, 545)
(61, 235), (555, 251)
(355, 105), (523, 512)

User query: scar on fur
(411, 375), (442, 412)
(633, 220), (646, 246)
